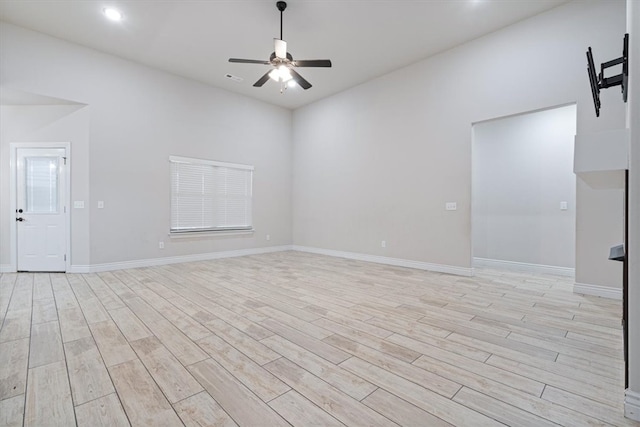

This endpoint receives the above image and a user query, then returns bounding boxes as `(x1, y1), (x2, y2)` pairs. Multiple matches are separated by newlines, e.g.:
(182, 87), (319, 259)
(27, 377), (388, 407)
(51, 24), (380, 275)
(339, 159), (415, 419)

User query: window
(170, 156), (253, 233)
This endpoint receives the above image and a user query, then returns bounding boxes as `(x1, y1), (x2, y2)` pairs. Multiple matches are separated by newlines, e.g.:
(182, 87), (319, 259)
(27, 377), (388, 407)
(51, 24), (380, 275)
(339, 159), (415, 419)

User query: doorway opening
(471, 104), (577, 277)
(10, 143), (70, 272)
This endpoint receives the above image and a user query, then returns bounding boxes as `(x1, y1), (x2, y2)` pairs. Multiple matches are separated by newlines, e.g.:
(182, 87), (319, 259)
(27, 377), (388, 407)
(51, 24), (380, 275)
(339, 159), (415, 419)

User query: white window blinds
(170, 156), (253, 233)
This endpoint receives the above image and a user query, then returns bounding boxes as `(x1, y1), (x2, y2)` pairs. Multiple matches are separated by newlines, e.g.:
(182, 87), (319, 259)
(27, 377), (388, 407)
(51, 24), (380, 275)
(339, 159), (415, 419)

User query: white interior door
(16, 148), (67, 272)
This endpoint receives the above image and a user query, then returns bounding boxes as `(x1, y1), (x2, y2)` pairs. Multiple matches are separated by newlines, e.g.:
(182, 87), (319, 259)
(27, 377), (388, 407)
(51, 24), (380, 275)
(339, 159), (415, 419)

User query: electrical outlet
(381, 240), (386, 248)
(97, 201), (104, 209)
(159, 241), (164, 249)
(445, 202), (457, 211)
(560, 201), (568, 210)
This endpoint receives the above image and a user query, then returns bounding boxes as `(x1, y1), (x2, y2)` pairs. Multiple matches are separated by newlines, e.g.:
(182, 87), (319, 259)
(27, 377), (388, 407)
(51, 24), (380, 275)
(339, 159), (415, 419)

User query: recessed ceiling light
(103, 8), (123, 22)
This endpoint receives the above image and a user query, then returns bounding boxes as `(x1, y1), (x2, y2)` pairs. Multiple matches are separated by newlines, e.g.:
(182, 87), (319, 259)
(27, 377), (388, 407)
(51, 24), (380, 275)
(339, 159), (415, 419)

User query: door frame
(9, 142), (71, 272)
(470, 103), (578, 277)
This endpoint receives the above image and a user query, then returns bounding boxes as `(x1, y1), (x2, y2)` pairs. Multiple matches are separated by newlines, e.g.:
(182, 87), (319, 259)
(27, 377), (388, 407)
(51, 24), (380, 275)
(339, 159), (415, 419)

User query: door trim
(9, 142), (71, 272)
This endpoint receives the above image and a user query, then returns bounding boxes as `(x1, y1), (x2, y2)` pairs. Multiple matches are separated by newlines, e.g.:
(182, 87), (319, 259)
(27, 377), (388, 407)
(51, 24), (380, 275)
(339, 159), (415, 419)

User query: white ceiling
(0, 0), (569, 110)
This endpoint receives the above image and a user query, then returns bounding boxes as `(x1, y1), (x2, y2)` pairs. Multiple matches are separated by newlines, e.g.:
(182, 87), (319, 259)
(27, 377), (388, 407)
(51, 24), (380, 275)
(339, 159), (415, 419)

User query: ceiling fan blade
(275, 39), (287, 59)
(229, 58), (271, 65)
(253, 71), (272, 87)
(293, 59), (332, 68)
(289, 68), (312, 90)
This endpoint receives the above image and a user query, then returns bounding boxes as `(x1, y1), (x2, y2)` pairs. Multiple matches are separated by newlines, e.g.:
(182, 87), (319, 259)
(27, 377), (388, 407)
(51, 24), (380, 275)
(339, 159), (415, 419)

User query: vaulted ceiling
(0, 0), (569, 109)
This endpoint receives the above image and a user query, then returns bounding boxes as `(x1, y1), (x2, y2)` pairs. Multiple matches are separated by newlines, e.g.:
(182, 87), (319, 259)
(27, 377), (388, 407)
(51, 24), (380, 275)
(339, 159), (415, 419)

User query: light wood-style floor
(1, 251), (637, 426)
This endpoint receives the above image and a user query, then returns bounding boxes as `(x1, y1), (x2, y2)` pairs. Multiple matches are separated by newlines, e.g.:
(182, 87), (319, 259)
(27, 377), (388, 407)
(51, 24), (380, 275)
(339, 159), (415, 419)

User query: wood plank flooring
(0, 251), (637, 426)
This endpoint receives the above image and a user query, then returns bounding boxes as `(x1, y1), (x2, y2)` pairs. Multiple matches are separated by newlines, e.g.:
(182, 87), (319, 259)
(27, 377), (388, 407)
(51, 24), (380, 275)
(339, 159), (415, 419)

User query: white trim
(625, 389), (640, 422)
(293, 245), (474, 277)
(68, 245), (293, 273)
(473, 257), (575, 277)
(9, 146), (15, 271)
(573, 282), (622, 300)
(9, 142), (71, 273)
(0, 264), (15, 273)
(169, 155), (254, 171)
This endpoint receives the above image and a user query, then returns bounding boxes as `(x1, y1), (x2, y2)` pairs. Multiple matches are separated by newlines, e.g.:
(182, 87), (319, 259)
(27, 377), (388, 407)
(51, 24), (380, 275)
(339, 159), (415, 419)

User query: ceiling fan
(229, 1), (332, 91)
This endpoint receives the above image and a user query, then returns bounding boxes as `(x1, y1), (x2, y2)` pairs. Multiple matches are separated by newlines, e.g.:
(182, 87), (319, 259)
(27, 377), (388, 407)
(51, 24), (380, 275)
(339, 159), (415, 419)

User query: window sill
(169, 229), (255, 239)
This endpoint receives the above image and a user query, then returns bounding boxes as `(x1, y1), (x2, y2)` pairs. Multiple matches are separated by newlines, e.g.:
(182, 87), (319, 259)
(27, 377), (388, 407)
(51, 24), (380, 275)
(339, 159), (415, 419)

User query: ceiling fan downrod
(277, 1), (286, 40)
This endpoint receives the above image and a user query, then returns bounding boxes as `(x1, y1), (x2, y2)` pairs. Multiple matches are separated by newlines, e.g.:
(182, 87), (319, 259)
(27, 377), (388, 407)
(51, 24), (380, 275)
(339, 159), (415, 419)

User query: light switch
(73, 201), (84, 209)
(97, 201), (104, 209)
(560, 201), (568, 211)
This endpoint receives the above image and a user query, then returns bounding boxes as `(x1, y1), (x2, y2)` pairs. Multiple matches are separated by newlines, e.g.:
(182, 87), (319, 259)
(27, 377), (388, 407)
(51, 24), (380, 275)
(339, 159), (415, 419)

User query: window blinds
(170, 156), (253, 233)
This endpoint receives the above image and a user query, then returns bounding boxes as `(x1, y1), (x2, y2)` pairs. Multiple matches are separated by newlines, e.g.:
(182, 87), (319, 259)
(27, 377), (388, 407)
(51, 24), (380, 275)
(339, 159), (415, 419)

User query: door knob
(18, 209), (23, 213)
(16, 217), (24, 222)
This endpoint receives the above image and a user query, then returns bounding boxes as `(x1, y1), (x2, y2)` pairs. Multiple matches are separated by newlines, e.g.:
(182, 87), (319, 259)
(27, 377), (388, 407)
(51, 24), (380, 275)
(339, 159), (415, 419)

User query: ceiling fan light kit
(270, 65), (292, 83)
(228, 1), (332, 93)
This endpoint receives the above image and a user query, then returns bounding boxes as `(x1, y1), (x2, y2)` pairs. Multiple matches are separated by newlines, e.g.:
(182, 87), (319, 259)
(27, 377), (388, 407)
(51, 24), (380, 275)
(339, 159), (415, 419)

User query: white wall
(292, 0), (625, 289)
(0, 22), (293, 269)
(472, 105), (577, 270)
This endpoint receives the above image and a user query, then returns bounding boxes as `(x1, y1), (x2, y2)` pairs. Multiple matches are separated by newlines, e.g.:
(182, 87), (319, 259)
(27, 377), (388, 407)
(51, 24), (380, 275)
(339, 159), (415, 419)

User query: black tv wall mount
(586, 33), (629, 117)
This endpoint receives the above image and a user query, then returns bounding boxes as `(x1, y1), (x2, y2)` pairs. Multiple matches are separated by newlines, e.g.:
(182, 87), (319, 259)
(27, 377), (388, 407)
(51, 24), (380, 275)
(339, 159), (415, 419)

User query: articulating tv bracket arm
(587, 33), (629, 117)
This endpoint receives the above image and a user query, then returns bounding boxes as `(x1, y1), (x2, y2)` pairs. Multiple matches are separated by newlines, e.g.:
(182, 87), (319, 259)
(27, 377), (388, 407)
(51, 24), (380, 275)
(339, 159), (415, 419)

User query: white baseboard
(573, 282), (622, 300)
(293, 245), (473, 277)
(7, 245), (468, 275)
(473, 257), (575, 277)
(0, 264), (14, 273)
(625, 389), (640, 422)
(68, 245), (293, 273)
